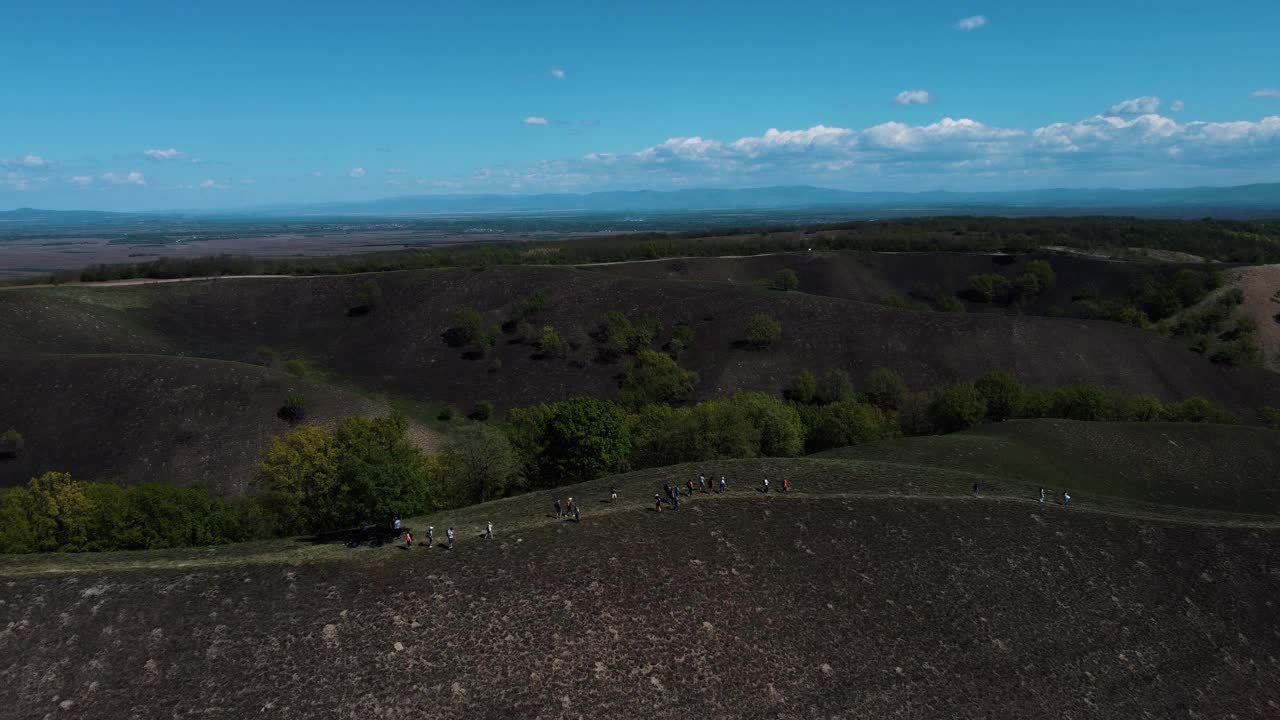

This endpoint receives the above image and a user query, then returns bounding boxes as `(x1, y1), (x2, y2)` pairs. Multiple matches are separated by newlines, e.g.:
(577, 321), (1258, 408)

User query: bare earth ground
(2, 496), (1278, 720)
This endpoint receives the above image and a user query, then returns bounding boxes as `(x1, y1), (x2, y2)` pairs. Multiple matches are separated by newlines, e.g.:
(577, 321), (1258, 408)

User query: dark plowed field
(3, 498), (1277, 719)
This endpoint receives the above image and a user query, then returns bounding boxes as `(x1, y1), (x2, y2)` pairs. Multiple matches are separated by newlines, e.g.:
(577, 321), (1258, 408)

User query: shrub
(928, 383), (987, 433)
(0, 429), (23, 459)
(440, 423), (520, 506)
(785, 370), (817, 404)
(445, 307), (498, 355)
(278, 392), (307, 422)
(815, 369), (855, 405)
(358, 279), (384, 309)
(469, 401), (494, 422)
(503, 399), (631, 489)
(897, 392), (934, 436)
(1165, 396), (1235, 424)
(437, 405), (455, 421)
(1017, 260), (1056, 297)
(598, 311), (662, 358)
(621, 349), (699, 406)
(1121, 394), (1165, 422)
(537, 325), (565, 357)
(509, 291), (549, 323)
(969, 274), (1012, 303)
(1049, 385), (1111, 421)
(974, 371), (1024, 421)
(283, 359), (310, 378)
(801, 400), (897, 453)
(638, 393), (804, 465)
(516, 320), (539, 344)
(669, 323), (696, 356)
(936, 296), (965, 312)
(255, 345), (281, 367)
(745, 313), (782, 348)
(863, 368), (907, 410)
(772, 268), (800, 291)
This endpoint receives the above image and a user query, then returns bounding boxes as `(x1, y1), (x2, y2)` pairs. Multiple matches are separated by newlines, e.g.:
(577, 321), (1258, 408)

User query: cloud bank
(955, 15), (987, 31)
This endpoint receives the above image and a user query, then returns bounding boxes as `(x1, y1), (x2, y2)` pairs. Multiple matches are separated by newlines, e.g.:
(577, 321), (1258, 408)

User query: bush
(445, 307), (498, 356)
(928, 383), (987, 433)
(974, 371), (1024, 421)
(897, 392), (934, 436)
(669, 323), (696, 356)
(469, 401), (494, 422)
(863, 368), (907, 410)
(1017, 260), (1056, 298)
(437, 405), (455, 421)
(801, 400), (897, 453)
(503, 399), (631, 489)
(440, 423), (520, 506)
(278, 392), (307, 422)
(283, 359), (310, 378)
(1165, 396), (1235, 424)
(358, 279), (384, 309)
(1048, 385), (1111, 421)
(772, 268), (800, 291)
(745, 313), (781, 348)
(969, 274), (1012, 303)
(637, 393), (804, 466)
(1120, 394), (1164, 422)
(255, 345), (281, 367)
(598, 312), (662, 359)
(0, 429), (23, 459)
(785, 370), (817, 404)
(621, 349), (699, 406)
(537, 325), (565, 357)
(936, 295), (965, 312)
(509, 291), (549, 324)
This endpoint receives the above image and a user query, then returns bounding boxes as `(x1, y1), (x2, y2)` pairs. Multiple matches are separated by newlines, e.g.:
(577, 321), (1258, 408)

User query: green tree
(773, 268), (800, 291)
(864, 368), (907, 410)
(358, 279), (384, 309)
(816, 369), (854, 405)
(537, 325), (565, 357)
(801, 400), (896, 453)
(745, 313), (782, 348)
(1121, 394), (1165, 422)
(1049, 385), (1111, 421)
(446, 307), (498, 355)
(724, 392), (806, 457)
(0, 429), (23, 459)
(0, 488), (38, 553)
(441, 423), (520, 506)
(330, 415), (439, 527)
(1166, 396), (1234, 424)
(500, 403), (557, 490)
(669, 323), (696, 356)
(26, 471), (94, 552)
(542, 399), (631, 486)
(469, 400), (494, 422)
(278, 392), (307, 422)
(969, 274), (1012, 303)
(254, 425), (340, 534)
(621, 349), (699, 406)
(283, 359), (310, 378)
(1017, 260), (1056, 297)
(974, 371), (1025, 422)
(897, 392), (934, 436)
(928, 384), (987, 433)
(786, 370), (817, 404)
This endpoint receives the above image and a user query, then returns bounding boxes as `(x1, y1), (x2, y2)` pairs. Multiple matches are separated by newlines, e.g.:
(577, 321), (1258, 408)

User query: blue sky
(3, 0), (1279, 210)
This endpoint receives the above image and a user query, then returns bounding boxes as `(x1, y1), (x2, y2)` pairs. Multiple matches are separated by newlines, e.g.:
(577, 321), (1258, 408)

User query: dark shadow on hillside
(346, 305), (373, 317)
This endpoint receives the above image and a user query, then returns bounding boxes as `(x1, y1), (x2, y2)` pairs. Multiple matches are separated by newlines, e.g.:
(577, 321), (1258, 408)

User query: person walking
(762, 477), (770, 493)
(485, 521), (493, 539)
(672, 490), (680, 511)
(393, 518), (402, 531)
(782, 478), (790, 493)
(447, 527), (455, 549)
(404, 530), (413, 549)
(554, 499), (562, 518)
(698, 473), (707, 493)
(719, 476), (726, 494)
(574, 505), (581, 523)
(567, 498), (575, 517)
(1062, 491), (1071, 507)
(1039, 488), (1046, 503)
(972, 482), (980, 497)
(655, 494), (663, 512)
(427, 526), (434, 547)
(610, 486), (618, 503)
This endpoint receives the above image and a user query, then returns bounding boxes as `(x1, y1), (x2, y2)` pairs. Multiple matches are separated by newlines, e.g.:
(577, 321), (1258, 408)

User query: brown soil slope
(91, 267), (1280, 414)
(1230, 263), (1280, 371)
(2, 497), (1276, 719)
(0, 353), (440, 496)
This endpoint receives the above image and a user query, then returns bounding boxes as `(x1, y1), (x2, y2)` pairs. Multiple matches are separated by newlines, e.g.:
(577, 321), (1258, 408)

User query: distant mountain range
(3, 183), (1279, 223)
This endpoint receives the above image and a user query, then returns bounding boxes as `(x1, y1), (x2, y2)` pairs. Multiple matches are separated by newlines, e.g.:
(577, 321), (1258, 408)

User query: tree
(278, 392), (307, 422)
(773, 268), (800, 291)
(973, 371), (1024, 421)
(517, 320), (539, 345)
(1166, 396), (1234, 424)
(1049, 385), (1111, 421)
(669, 323), (696, 357)
(441, 423), (520, 506)
(445, 307), (498, 356)
(469, 400), (494, 422)
(801, 400), (896, 453)
(897, 392), (934, 436)
(638, 393), (803, 466)
(969, 274), (1012, 303)
(254, 425), (340, 534)
(26, 471), (94, 552)
(1121, 394), (1164, 422)
(815, 369), (854, 405)
(358, 279), (384, 309)
(1017, 260), (1056, 298)
(863, 368), (907, 410)
(537, 325), (565, 357)
(928, 383), (987, 433)
(330, 415), (439, 527)
(745, 314), (782, 348)
(542, 399), (631, 486)
(0, 429), (23, 459)
(785, 370), (817, 404)
(283, 359), (309, 378)
(621, 349), (699, 406)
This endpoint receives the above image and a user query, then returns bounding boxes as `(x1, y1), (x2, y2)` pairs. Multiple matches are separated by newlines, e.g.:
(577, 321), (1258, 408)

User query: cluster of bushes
(0, 473), (245, 553)
(967, 260), (1056, 304)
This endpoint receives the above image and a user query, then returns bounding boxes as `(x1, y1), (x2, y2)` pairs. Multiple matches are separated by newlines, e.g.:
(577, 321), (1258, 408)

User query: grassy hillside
(0, 352), (442, 496)
(817, 419), (1280, 515)
(3, 494), (1277, 718)
(3, 265), (1277, 417)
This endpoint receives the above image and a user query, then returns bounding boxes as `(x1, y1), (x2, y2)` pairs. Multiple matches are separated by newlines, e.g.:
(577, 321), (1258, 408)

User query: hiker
(427, 526), (434, 546)
(554, 499), (562, 518)
(782, 478), (790, 493)
(404, 530), (413, 549)
(762, 477), (770, 493)
(566, 497), (575, 517)
(1039, 488), (1046, 503)
(672, 491), (680, 511)
(447, 527), (455, 549)
(1062, 491), (1071, 507)
(655, 494), (663, 512)
(574, 505), (581, 522)
(485, 521), (493, 539)
(686, 479), (695, 496)
(698, 473), (707, 493)
(719, 476), (726, 494)
(972, 482), (980, 497)
(393, 518), (402, 531)
(610, 486), (618, 502)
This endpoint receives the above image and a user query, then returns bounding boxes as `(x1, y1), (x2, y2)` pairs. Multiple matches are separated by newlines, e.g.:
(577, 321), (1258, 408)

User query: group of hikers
(393, 518), (493, 550)
(653, 472), (790, 511)
(553, 497), (582, 522)
(972, 483), (1073, 506)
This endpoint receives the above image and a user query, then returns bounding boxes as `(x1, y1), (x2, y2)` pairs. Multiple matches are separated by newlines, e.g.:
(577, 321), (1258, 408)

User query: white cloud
(1109, 96), (1161, 114)
(1253, 89), (1280, 99)
(2, 172), (31, 190)
(894, 90), (931, 106)
(199, 179), (227, 190)
(955, 15), (987, 31)
(386, 167), (404, 174)
(101, 171), (147, 186)
(143, 148), (186, 161)
(68, 175), (93, 187)
(1170, 99), (1185, 112)
(311, 170), (324, 177)
(550, 68), (566, 80)
(348, 167), (366, 178)
(523, 116), (549, 125)
(1, 154), (51, 169)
